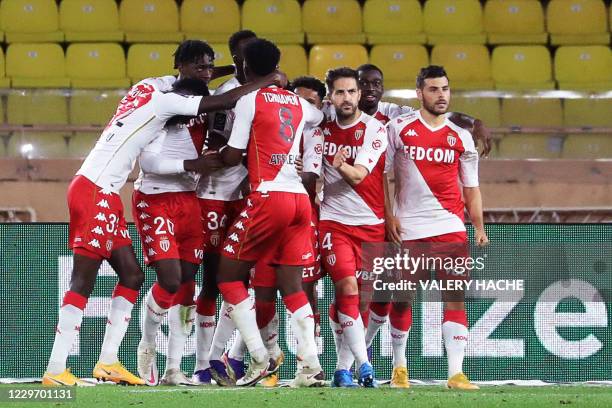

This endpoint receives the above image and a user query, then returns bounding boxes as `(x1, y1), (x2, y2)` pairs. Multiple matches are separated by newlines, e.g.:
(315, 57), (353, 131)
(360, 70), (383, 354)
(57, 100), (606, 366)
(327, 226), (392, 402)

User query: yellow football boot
(447, 373), (480, 390)
(390, 366), (410, 388)
(93, 361), (145, 385)
(42, 369), (95, 387)
(261, 351), (284, 388)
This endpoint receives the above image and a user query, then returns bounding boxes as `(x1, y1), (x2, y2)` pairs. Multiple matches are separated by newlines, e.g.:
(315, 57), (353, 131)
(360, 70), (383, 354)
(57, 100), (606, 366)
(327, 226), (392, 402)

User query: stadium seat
(0, 0), (64, 43)
(208, 43), (233, 89)
(491, 46), (554, 90)
(363, 0), (426, 45)
(5, 132), (71, 158)
(561, 134), (612, 159)
(547, 0), (609, 45)
(430, 44), (493, 90)
(554, 46), (612, 91)
(0, 48), (10, 88)
(497, 134), (563, 158)
(59, 0), (123, 42)
(308, 44), (368, 80)
(501, 98), (563, 127)
(66, 43), (130, 89)
(484, 0), (547, 44)
(120, 0), (182, 43)
(127, 43), (177, 84)
(303, 0), (366, 44)
(68, 132), (100, 157)
(69, 90), (123, 126)
(180, 0), (239, 43)
(6, 43), (69, 88)
(242, 0), (304, 44)
(370, 45), (428, 89)
(449, 96), (501, 127)
(563, 99), (612, 127)
(279, 45), (308, 80)
(423, 0), (486, 45)
(7, 90), (69, 125)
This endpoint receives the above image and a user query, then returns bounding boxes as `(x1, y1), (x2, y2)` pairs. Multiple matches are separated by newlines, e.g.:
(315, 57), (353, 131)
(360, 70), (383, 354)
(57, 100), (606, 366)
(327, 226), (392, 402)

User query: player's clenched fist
(332, 146), (351, 169)
(184, 150), (224, 175)
(475, 227), (490, 247)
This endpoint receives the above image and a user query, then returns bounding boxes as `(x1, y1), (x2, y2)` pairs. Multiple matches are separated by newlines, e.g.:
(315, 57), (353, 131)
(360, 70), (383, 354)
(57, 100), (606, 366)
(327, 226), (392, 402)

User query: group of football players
(42, 30), (490, 390)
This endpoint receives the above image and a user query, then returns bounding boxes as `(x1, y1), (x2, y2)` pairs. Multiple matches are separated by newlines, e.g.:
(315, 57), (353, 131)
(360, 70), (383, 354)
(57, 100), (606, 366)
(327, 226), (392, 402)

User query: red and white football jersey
(77, 82), (202, 193)
(386, 110), (479, 240)
(319, 112), (388, 226)
(227, 86), (324, 194)
(322, 100), (413, 125)
(301, 126), (324, 176)
(197, 77), (249, 201)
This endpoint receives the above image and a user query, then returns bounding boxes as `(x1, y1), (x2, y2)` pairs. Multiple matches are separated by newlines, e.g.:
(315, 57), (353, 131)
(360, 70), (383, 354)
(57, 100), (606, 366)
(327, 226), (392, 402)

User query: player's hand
(473, 119), (492, 158)
(206, 131), (228, 152)
(267, 70), (288, 88)
(333, 147), (350, 169)
(184, 150), (223, 175)
(386, 215), (402, 244)
(295, 156), (304, 175)
(475, 228), (490, 247)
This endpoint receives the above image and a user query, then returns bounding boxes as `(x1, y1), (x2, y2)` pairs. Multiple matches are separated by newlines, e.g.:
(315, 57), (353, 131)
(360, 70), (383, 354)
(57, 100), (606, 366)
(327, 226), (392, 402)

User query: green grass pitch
(1, 384), (611, 408)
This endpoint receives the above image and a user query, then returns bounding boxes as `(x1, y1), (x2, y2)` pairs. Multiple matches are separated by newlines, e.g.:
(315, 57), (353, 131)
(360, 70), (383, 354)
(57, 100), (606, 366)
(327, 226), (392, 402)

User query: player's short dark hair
(244, 39), (280, 77)
(172, 78), (210, 96)
(173, 40), (215, 69)
(416, 65), (448, 89)
(291, 76), (326, 101)
(357, 63), (384, 78)
(228, 30), (257, 55)
(325, 67), (359, 94)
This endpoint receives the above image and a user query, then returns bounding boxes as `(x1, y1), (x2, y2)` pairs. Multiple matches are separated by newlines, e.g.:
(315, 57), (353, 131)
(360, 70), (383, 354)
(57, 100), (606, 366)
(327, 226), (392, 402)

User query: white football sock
(228, 332), (246, 361)
(99, 296), (134, 364)
(141, 288), (168, 345)
(228, 298), (267, 364)
(330, 315), (352, 371)
(194, 313), (215, 372)
(166, 304), (194, 371)
(338, 311), (369, 368)
(260, 311), (282, 360)
(47, 304), (83, 374)
(208, 301), (236, 361)
(290, 304), (321, 370)
(442, 321), (468, 377)
(390, 326), (410, 368)
(365, 310), (388, 348)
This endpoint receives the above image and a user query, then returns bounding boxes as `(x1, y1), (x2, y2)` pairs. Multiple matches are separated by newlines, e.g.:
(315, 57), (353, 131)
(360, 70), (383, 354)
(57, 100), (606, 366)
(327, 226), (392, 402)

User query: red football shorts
(67, 175), (132, 260)
(403, 231), (470, 281)
(221, 191), (314, 266)
(198, 198), (244, 254)
(132, 190), (204, 265)
(318, 220), (385, 283)
(252, 203), (322, 288)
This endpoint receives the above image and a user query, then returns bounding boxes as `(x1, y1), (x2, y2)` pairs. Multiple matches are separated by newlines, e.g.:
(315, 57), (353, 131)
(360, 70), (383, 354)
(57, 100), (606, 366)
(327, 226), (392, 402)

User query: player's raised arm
(220, 91), (256, 166)
(196, 71), (287, 114)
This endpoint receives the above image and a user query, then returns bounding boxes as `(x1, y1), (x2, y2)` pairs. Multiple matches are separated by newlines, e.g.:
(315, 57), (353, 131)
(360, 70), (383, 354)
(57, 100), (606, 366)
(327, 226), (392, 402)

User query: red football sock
(151, 282), (175, 309)
(389, 306), (413, 331)
(336, 294), (360, 320)
(443, 309), (468, 327)
(218, 281), (249, 305)
(255, 299), (276, 329)
(62, 290), (88, 310)
(196, 297), (216, 316)
(112, 284), (139, 304)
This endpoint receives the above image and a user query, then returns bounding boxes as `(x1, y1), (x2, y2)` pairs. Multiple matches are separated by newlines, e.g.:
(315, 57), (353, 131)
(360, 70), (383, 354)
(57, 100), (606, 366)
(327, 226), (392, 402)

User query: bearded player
(385, 65), (489, 390)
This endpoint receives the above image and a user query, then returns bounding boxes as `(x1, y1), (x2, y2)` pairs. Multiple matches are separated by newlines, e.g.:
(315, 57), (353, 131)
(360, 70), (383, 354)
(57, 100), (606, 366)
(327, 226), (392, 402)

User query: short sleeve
(384, 121), (401, 173)
(302, 126), (323, 176)
(459, 129), (479, 187)
(227, 92), (257, 150)
(153, 92), (202, 121)
(301, 98), (324, 127)
(354, 120), (388, 173)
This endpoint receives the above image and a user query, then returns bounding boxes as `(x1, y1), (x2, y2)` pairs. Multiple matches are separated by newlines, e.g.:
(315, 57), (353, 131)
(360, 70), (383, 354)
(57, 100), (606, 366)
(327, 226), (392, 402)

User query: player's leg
(388, 301), (413, 388)
(193, 252), (219, 384)
(44, 253), (101, 386)
(94, 244), (145, 385)
(162, 260), (199, 386)
(365, 302), (390, 348)
(443, 292), (478, 389)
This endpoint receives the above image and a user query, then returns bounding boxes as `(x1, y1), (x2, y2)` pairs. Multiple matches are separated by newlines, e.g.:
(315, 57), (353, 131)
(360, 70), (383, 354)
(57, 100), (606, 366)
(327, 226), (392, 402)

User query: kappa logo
(91, 226), (104, 235)
(229, 233), (240, 243)
(142, 224), (151, 231)
(210, 233), (220, 247)
(326, 253), (336, 266)
(354, 129), (364, 140)
(234, 221), (245, 231)
(406, 129), (418, 137)
(247, 199), (253, 207)
(94, 212), (107, 222)
(139, 213), (150, 220)
(240, 210), (249, 219)
(145, 235), (154, 244)
(97, 199), (110, 209)
(136, 201), (149, 208)
(99, 188), (113, 196)
(447, 134), (457, 147)
(160, 239), (170, 252)
(323, 128), (331, 136)
(148, 248), (157, 256)
(224, 244), (235, 254)
(105, 240), (113, 252)
(88, 239), (101, 248)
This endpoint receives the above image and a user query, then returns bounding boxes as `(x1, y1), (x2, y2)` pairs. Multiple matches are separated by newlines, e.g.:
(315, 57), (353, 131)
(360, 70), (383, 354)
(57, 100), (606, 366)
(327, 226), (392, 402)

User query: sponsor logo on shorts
(224, 244), (235, 254)
(160, 239), (170, 253)
(210, 233), (220, 247)
(88, 239), (101, 248)
(91, 226), (104, 235)
(194, 249), (204, 259)
(106, 240), (113, 252)
(302, 252), (313, 260)
(326, 253), (336, 266)
(97, 199), (110, 209)
(136, 201), (149, 208)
